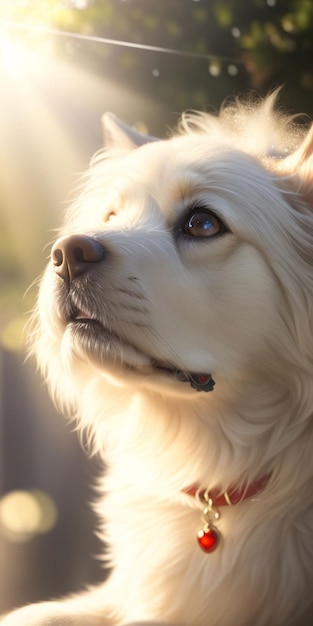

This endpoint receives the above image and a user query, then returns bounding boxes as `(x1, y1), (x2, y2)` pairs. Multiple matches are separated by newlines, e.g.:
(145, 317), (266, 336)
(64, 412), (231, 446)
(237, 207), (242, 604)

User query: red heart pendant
(197, 526), (220, 553)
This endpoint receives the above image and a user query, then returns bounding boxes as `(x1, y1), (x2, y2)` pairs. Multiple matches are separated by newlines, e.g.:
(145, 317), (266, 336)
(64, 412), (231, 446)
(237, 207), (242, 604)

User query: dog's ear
(102, 113), (159, 151)
(279, 124), (313, 205)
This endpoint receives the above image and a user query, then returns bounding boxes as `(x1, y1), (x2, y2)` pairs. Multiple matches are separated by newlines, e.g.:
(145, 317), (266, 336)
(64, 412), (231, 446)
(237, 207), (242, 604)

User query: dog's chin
(64, 319), (189, 389)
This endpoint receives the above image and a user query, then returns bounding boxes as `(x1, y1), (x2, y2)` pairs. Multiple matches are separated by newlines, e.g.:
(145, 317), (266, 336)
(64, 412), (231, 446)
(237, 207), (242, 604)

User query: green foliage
(2, 0), (313, 112)
(213, 2), (232, 28)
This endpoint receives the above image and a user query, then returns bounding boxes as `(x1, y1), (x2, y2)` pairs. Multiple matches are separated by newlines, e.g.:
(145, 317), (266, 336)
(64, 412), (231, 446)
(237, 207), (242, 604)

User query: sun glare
(0, 4), (156, 352)
(0, 33), (30, 76)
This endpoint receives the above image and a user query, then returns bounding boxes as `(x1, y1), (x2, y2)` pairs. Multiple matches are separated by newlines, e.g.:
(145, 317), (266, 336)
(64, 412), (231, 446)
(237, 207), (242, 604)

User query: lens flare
(0, 34), (28, 76)
(0, 490), (58, 542)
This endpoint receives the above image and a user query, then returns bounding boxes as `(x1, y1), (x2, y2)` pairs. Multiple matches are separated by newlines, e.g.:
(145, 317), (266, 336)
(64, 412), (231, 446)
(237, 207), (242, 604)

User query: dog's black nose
(52, 234), (105, 282)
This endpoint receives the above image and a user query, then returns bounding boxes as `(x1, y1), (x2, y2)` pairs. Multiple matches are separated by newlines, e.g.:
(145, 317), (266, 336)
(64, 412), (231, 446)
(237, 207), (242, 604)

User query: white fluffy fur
(3, 93), (313, 625)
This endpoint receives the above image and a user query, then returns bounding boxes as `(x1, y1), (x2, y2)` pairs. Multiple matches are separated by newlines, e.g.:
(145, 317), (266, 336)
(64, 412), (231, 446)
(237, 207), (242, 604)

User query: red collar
(183, 473), (271, 507)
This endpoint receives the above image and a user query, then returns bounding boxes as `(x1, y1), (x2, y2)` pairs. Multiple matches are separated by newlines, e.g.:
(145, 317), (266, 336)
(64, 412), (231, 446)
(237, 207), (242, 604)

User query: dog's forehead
(119, 136), (229, 199)
(127, 133), (224, 174)
(72, 132), (282, 236)
(102, 140), (208, 225)
(125, 133), (266, 190)
(116, 134), (272, 218)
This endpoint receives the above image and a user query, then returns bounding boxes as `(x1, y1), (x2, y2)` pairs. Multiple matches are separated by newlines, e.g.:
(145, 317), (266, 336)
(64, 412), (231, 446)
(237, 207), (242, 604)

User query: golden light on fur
(2, 93), (313, 625)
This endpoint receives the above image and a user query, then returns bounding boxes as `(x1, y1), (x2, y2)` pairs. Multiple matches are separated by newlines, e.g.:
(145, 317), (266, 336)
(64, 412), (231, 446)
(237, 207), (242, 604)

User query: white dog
(2, 93), (313, 625)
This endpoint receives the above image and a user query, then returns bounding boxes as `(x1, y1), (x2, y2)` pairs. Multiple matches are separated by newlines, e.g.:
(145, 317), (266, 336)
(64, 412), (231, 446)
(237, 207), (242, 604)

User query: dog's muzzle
(51, 234), (216, 393)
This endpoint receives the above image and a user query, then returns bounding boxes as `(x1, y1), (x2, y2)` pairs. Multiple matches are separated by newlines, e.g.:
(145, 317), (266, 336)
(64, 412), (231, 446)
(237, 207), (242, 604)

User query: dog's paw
(0, 601), (105, 626)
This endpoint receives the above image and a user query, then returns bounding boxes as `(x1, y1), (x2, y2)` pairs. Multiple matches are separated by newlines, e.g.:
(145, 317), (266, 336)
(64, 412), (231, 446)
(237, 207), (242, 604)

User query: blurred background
(0, 0), (313, 614)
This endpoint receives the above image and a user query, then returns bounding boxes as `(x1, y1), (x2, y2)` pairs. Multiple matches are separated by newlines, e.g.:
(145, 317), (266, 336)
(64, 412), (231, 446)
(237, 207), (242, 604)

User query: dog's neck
(183, 473), (271, 506)
(182, 473), (272, 553)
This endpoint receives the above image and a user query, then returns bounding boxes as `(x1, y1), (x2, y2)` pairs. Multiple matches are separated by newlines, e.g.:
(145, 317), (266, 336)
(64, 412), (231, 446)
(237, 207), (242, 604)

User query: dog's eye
(183, 209), (225, 238)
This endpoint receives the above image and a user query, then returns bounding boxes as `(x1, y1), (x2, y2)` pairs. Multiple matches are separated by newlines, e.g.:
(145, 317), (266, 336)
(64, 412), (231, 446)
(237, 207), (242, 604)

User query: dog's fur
(2, 93), (313, 625)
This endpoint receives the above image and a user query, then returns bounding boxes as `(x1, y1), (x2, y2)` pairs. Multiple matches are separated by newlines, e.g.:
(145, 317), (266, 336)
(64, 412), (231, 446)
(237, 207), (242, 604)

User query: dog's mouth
(151, 361), (215, 392)
(63, 304), (215, 393)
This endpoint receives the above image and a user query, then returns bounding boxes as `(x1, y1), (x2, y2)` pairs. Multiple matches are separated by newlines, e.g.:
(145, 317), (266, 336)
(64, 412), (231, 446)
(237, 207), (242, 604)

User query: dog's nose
(51, 234), (105, 282)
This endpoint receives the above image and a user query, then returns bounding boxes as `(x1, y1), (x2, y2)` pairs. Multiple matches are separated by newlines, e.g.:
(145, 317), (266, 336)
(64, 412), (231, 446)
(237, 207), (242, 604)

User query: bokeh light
(0, 490), (58, 543)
